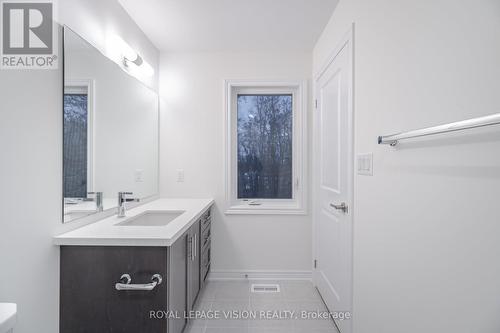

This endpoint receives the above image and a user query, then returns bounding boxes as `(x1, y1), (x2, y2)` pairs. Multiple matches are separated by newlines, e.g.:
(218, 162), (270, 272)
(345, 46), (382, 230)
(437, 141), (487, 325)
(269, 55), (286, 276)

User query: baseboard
(208, 270), (312, 281)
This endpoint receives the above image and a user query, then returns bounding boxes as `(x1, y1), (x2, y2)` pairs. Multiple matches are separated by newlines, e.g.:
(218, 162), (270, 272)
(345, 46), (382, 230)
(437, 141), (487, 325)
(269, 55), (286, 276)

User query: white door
(313, 30), (353, 333)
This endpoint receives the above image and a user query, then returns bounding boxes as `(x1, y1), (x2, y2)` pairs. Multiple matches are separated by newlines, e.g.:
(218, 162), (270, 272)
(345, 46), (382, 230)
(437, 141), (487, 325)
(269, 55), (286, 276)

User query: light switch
(357, 153), (373, 176)
(134, 169), (144, 182)
(176, 169), (185, 182)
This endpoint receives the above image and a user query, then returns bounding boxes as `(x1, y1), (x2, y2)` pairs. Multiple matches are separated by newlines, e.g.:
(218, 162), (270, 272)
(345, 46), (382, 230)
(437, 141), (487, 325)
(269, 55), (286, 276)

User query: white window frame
(64, 79), (95, 196)
(224, 79), (307, 215)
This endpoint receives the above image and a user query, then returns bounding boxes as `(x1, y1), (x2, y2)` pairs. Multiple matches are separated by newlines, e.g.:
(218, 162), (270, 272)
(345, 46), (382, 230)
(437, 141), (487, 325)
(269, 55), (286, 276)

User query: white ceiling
(118, 0), (339, 52)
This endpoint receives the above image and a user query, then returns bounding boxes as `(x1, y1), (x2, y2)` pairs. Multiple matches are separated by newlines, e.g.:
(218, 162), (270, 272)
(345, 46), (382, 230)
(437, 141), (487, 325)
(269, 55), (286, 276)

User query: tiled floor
(184, 280), (339, 333)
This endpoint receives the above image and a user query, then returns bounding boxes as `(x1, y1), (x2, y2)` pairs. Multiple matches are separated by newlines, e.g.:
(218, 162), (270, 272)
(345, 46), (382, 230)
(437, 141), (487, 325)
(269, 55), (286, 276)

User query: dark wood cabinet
(200, 210), (211, 289)
(60, 207), (212, 333)
(168, 233), (188, 333)
(60, 246), (169, 333)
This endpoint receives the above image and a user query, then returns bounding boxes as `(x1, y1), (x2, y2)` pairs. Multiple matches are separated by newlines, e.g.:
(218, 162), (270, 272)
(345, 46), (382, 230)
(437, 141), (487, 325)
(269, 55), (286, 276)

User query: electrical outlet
(176, 169), (184, 182)
(357, 153), (373, 176)
(134, 169), (144, 182)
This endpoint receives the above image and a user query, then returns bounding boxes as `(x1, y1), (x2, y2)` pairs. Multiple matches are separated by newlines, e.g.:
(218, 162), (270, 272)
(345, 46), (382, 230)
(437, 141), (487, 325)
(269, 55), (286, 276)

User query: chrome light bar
(378, 113), (500, 146)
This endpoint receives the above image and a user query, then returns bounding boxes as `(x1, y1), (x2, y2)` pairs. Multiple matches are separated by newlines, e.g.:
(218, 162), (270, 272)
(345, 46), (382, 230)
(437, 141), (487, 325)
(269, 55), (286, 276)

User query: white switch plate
(357, 153), (373, 176)
(134, 169), (144, 182)
(176, 169), (185, 182)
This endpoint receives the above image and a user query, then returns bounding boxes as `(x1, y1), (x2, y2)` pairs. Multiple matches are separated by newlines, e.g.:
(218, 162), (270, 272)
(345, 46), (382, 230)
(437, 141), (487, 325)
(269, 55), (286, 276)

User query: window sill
(224, 203), (307, 215)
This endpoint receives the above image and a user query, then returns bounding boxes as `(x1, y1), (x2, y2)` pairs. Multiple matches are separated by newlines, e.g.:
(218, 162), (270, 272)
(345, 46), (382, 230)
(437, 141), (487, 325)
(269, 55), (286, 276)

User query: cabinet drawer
(201, 222), (211, 250)
(201, 242), (211, 281)
(201, 209), (211, 230)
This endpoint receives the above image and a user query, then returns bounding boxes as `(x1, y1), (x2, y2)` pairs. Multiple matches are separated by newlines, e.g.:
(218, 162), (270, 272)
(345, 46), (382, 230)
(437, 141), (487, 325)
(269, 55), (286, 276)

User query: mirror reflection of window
(63, 87), (89, 199)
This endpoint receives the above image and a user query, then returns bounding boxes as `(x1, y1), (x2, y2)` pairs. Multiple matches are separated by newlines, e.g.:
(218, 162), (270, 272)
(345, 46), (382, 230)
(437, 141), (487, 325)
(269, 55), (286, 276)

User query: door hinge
(314, 259), (317, 269)
(315, 99), (318, 109)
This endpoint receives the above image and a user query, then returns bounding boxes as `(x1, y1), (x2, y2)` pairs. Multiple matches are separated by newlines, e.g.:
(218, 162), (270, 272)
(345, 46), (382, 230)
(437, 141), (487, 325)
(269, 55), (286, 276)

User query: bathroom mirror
(63, 27), (159, 222)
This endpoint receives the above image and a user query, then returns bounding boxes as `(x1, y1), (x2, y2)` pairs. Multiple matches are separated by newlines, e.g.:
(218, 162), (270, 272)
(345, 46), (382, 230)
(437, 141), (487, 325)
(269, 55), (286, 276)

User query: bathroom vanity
(54, 199), (213, 333)
(57, 26), (213, 333)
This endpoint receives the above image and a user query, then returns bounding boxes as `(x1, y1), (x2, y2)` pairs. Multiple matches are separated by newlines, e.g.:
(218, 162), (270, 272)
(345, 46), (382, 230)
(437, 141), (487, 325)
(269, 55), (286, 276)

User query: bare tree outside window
(63, 94), (88, 198)
(237, 94), (293, 199)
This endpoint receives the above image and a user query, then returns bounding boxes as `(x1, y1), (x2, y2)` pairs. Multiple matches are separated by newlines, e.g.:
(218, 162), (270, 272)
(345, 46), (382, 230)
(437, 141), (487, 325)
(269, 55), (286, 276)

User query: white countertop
(0, 303), (16, 333)
(54, 198), (214, 247)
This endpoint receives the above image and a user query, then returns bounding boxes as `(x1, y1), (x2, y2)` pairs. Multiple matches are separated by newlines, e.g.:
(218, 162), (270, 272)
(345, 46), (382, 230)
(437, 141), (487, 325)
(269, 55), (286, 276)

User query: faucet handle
(118, 192), (139, 203)
(84, 191), (102, 201)
(87, 192), (103, 201)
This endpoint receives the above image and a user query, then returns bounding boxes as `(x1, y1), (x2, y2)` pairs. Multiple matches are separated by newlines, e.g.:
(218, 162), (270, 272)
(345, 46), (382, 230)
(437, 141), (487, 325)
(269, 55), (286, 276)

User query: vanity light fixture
(109, 34), (154, 78)
(124, 55), (154, 78)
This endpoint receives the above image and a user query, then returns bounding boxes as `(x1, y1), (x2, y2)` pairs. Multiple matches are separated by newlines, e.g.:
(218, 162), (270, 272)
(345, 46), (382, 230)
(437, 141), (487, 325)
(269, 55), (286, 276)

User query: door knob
(330, 202), (348, 214)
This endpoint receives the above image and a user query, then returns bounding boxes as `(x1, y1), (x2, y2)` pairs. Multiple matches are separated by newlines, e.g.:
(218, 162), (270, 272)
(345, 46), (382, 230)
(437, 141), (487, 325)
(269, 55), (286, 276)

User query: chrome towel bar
(115, 273), (162, 291)
(378, 113), (500, 146)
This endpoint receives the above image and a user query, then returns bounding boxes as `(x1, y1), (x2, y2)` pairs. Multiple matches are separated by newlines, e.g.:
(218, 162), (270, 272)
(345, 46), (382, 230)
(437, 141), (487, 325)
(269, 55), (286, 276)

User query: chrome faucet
(117, 192), (140, 217)
(87, 192), (104, 212)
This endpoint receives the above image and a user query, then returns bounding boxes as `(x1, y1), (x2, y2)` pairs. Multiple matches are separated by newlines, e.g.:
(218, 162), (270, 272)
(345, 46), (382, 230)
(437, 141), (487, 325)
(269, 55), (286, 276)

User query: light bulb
(108, 34), (137, 62)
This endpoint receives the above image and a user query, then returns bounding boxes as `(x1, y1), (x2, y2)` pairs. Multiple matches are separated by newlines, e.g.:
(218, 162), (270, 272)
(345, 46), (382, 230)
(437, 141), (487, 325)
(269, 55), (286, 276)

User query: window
(225, 81), (307, 214)
(63, 80), (94, 199)
(237, 94), (293, 199)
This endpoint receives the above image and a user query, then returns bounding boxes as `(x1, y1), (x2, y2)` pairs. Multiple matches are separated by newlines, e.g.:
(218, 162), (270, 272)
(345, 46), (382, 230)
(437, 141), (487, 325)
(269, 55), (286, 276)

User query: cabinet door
(168, 233), (188, 333)
(60, 246), (168, 333)
(187, 220), (201, 310)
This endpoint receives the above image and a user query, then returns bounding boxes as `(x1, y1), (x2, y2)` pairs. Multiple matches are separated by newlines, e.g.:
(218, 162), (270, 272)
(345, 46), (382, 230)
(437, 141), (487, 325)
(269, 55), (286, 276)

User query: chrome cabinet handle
(191, 235), (195, 261)
(330, 202), (348, 214)
(194, 233), (197, 260)
(115, 273), (162, 291)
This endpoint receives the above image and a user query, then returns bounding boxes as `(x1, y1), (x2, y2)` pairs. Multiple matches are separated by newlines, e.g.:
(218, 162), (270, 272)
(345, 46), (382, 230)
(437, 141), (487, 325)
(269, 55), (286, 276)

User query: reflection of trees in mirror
(63, 94), (88, 198)
(237, 94), (293, 199)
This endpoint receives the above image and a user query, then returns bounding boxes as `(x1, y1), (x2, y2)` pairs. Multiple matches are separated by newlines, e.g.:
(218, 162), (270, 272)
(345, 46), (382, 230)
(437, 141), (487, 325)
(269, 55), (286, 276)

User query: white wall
(159, 52), (313, 275)
(313, 0), (500, 332)
(0, 1), (159, 332)
(60, 0), (159, 91)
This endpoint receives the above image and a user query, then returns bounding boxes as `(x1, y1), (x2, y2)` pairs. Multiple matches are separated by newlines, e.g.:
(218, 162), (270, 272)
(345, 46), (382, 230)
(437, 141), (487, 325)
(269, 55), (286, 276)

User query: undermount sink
(115, 210), (185, 226)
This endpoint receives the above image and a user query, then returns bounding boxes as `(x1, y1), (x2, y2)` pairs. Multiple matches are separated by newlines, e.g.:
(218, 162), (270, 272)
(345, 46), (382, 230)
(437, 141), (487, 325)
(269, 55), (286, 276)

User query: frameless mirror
(63, 27), (159, 222)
